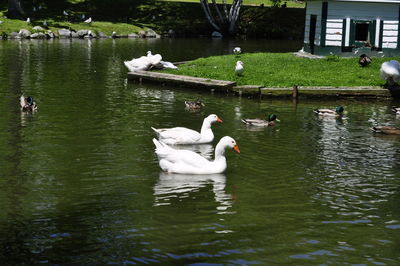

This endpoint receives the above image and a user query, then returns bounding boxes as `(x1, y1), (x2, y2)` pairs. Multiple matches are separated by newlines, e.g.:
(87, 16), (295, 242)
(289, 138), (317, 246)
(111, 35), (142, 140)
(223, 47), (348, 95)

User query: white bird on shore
(380, 60), (400, 86)
(26, 17), (31, 24)
(235, 61), (244, 76)
(151, 114), (223, 145)
(63, 10), (68, 16)
(84, 17), (92, 24)
(153, 136), (240, 174)
(233, 47), (241, 55)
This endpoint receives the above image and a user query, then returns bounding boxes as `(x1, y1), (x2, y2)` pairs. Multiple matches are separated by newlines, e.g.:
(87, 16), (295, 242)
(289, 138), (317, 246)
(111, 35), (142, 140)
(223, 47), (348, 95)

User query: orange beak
(217, 117), (223, 123)
(233, 145), (240, 153)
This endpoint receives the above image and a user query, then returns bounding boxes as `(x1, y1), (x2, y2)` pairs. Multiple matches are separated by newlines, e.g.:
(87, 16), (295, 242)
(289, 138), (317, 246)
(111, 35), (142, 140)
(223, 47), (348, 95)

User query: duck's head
(335, 106), (344, 114)
(221, 136), (240, 153)
(267, 114), (280, 122)
(26, 96), (34, 105)
(236, 61), (243, 66)
(207, 114), (223, 123)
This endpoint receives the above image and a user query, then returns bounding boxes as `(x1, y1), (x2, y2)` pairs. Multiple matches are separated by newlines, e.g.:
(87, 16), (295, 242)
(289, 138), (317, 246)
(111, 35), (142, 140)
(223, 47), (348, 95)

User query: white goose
(151, 114), (222, 145)
(153, 136), (240, 174)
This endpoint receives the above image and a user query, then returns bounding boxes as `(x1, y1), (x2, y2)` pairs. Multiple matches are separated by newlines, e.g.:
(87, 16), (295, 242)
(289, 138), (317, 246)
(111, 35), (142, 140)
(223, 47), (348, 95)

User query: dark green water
(1, 38), (400, 265)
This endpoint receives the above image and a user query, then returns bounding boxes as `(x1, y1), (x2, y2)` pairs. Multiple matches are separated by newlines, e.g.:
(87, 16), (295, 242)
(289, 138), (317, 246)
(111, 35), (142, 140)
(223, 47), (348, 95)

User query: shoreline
(127, 70), (392, 99)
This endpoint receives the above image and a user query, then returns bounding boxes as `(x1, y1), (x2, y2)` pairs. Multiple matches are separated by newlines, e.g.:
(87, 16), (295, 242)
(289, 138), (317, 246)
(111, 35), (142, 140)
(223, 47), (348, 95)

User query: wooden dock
(127, 70), (236, 91)
(127, 71), (391, 98)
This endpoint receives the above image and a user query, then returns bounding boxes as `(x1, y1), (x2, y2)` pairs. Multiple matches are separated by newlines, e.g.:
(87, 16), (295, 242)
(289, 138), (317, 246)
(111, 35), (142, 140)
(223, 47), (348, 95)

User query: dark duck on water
(20, 95), (37, 112)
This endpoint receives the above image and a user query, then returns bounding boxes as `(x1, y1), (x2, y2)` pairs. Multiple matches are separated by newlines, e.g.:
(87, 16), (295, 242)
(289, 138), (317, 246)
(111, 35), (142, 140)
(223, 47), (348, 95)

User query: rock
(211, 31), (222, 38)
(71, 31), (79, 38)
(128, 33), (139, 38)
(98, 32), (107, 38)
(32, 26), (44, 31)
(19, 29), (32, 38)
(30, 32), (46, 39)
(145, 29), (158, 38)
(58, 29), (71, 38)
(10, 32), (20, 39)
(138, 30), (146, 38)
(46, 31), (55, 39)
(77, 29), (88, 38)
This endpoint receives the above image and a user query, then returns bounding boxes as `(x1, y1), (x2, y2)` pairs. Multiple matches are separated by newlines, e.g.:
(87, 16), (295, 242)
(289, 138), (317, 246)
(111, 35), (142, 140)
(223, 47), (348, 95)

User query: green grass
(0, 11), (144, 36)
(157, 0), (305, 8)
(162, 53), (398, 87)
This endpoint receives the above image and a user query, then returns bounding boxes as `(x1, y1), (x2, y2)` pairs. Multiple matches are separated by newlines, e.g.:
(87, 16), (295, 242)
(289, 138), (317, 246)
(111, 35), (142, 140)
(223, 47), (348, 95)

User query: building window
(355, 22), (369, 42)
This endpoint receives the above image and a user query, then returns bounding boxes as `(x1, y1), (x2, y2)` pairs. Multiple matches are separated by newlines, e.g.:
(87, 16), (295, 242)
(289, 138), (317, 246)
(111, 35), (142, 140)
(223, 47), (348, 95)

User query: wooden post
(292, 85), (299, 99)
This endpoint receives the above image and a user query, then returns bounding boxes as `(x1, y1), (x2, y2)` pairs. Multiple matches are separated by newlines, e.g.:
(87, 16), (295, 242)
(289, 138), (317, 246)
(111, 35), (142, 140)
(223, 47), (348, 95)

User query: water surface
(0, 38), (399, 265)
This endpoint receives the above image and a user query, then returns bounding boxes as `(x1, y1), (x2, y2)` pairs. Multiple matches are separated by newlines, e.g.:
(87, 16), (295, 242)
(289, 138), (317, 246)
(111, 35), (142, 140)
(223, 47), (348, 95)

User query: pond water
(0, 38), (400, 265)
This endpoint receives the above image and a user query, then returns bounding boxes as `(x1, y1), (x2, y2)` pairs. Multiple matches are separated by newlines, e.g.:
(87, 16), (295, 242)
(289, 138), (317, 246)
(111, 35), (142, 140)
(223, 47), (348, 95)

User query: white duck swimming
(153, 136), (240, 174)
(151, 114), (222, 145)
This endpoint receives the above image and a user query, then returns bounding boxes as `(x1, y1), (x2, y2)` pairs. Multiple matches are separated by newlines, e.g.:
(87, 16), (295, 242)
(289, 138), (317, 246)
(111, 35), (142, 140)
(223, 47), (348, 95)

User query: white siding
(305, 0), (400, 49)
(383, 20), (398, 48)
(326, 18), (343, 47)
(326, 1), (398, 48)
(304, 1), (322, 45)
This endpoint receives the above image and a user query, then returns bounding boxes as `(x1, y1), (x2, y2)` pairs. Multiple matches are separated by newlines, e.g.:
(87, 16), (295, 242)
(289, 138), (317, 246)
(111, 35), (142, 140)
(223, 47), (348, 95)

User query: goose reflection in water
(153, 173), (234, 214)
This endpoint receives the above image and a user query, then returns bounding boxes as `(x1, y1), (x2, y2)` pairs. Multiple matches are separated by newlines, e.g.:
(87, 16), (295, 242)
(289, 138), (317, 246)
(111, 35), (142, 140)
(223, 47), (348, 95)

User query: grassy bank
(163, 53), (394, 87)
(0, 11), (143, 36)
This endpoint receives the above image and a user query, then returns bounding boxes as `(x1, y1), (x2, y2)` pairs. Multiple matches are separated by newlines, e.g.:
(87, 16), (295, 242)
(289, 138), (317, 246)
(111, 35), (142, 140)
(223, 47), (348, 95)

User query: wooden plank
(127, 70), (236, 91)
(260, 87), (391, 98)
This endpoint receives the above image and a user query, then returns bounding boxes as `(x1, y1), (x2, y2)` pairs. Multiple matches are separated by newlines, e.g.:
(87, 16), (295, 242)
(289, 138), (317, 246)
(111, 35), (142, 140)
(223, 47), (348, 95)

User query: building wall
(304, 1), (322, 46)
(327, 1), (398, 48)
(304, 1), (399, 50)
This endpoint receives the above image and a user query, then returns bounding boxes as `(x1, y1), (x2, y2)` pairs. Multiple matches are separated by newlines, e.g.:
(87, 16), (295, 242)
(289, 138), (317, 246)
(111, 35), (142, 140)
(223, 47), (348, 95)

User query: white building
(303, 0), (400, 56)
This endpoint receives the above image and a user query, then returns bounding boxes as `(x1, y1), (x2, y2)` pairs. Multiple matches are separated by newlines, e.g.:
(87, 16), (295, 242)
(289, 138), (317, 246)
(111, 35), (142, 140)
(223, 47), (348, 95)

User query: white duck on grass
(153, 136), (240, 174)
(151, 114), (222, 145)
(235, 61), (244, 76)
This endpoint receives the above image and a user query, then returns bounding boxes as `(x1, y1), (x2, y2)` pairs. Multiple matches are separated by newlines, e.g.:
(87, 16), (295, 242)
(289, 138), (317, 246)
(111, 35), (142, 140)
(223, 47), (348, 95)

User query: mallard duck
(20, 96), (37, 112)
(185, 99), (204, 110)
(359, 54), (372, 67)
(153, 136), (240, 174)
(242, 114), (280, 127)
(314, 106), (344, 117)
(235, 61), (244, 76)
(392, 107), (400, 115)
(151, 114), (223, 145)
(370, 126), (400, 135)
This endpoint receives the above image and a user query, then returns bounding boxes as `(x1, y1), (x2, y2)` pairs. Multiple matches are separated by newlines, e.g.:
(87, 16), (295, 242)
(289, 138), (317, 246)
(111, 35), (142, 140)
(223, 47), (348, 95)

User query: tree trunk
(8, 0), (25, 19)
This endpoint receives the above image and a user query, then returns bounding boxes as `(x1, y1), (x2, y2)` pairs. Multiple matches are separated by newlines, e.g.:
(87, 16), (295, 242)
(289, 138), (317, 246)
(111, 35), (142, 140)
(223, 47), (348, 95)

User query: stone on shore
(32, 26), (45, 31)
(58, 29), (71, 38)
(19, 29), (31, 38)
(30, 32), (46, 39)
(77, 29), (88, 38)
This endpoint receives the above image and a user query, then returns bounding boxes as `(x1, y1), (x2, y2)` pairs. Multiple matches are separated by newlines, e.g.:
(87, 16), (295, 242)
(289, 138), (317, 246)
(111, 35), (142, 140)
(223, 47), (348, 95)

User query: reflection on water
(154, 173), (233, 214)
